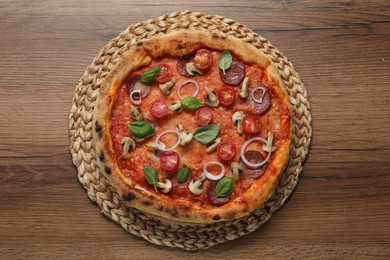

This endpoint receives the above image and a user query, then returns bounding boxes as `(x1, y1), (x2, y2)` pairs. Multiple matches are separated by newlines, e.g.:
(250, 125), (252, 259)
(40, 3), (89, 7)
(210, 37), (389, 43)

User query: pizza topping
(204, 86), (219, 107)
(145, 141), (166, 156)
(130, 105), (144, 121)
(189, 174), (206, 196)
(195, 107), (214, 126)
(240, 136), (272, 168)
(141, 66), (161, 83)
(155, 63), (172, 83)
(129, 90), (142, 105)
(230, 162), (244, 180)
(177, 53), (195, 77)
(220, 59), (245, 86)
(176, 166), (190, 183)
(242, 151), (267, 179)
(232, 111), (244, 135)
(208, 181), (231, 205)
(186, 62), (204, 76)
(242, 115), (262, 135)
(215, 177), (234, 197)
(126, 75), (151, 98)
(128, 120), (155, 139)
(217, 86), (236, 107)
(175, 124), (193, 146)
(216, 141), (236, 161)
(238, 76), (250, 98)
(154, 129), (181, 152)
(218, 50), (233, 74)
(159, 76), (176, 95)
(156, 179), (172, 193)
(251, 87), (267, 104)
(149, 99), (169, 119)
(246, 87), (271, 115)
(177, 80), (200, 99)
(180, 96), (203, 110)
(203, 161), (225, 181)
(193, 49), (213, 70)
(143, 165), (159, 191)
(120, 137), (136, 159)
(160, 151), (180, 172)
(263, 132), (276, 153)
(205, 137), (221, 153)
(193, 124), (220, 144)
(168, 101), (183, 112)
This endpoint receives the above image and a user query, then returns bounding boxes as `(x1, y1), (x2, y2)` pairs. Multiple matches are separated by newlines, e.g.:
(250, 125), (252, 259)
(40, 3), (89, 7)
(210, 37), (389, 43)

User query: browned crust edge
(92, 30), (292, 224)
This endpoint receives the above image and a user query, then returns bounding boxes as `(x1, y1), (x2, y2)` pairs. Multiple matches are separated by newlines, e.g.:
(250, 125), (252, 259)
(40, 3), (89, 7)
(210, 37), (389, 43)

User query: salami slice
(242, 150), (267, 179)
(177, 53), (195, 77)
(207, 181), (231, 205)
(132, 119), (155, 143)
(126, 75), (151, 98)
(219, 59), (245, 86)
(245, 88), (271, 115)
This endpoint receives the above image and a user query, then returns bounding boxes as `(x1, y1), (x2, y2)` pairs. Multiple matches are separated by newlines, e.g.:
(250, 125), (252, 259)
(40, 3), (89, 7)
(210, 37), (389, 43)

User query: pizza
(92, 30), (292, 223)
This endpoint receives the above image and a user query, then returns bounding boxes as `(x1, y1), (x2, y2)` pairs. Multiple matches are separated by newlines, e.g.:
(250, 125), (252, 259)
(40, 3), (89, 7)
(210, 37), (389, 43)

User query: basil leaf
(176, 166), (190, 183)
(143, 166), (158, 191)
(128, 120), (155, 138)
(218, 50), (232, 75)
(193, 124), (220, 144)
(180, 96), (203, 110)
(216, 177), (234, 197)
(141, 66), (161, 83)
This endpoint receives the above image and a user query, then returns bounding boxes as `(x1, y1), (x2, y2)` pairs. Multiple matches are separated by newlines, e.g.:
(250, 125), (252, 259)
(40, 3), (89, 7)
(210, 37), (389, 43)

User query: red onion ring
(240, 137), (272, 168)
(130, 90), (142, 105)
(177, 79), (199, 99)
(203, 161), (225, 181)
(251, 87), (267, 104)
(154, 130), (181, 152)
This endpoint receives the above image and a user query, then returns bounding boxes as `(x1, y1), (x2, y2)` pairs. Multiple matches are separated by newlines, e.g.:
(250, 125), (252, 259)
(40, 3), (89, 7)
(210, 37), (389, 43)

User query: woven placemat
(69, 11), (312, 250)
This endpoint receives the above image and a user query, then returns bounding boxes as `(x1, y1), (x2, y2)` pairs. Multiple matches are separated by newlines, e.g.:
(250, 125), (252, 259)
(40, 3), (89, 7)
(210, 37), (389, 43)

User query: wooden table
(1, 0), (389, 259)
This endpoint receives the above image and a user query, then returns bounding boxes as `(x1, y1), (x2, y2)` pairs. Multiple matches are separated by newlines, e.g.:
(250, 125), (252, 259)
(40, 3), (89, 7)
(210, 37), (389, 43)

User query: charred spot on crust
(157, 206), (164, 211)
(99, 152), (104, 161)
(104, 166), (111, 175)
(137, 41), (143, 48)
(177, 43), (185, 50)
(212, 34), (226, 40)
(123, 192), (136, 201)
(95, 123), (102, 133)
(178, 205), (190, 212)
(142, 201), (152, 206)
(213, 215), (220, 221)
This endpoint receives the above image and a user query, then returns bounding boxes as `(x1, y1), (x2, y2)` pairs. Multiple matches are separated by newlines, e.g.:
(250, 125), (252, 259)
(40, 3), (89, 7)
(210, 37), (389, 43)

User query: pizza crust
(92, 30), (292, 223)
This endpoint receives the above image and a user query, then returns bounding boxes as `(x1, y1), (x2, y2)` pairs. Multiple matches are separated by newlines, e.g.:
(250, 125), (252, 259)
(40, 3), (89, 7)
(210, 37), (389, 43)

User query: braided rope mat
(69, 11), (312, 250)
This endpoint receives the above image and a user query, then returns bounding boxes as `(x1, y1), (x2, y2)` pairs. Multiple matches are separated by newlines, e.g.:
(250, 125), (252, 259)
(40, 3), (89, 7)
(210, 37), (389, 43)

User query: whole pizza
(93, 30), (292, 223)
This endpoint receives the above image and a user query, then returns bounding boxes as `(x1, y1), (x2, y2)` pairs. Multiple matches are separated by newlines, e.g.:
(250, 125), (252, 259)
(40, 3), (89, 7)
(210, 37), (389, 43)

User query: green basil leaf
(176, 166), (190, 183)
(216, 177), (234, 197)
(180, 96), (203, 110)
(218, 50), (232, 75)
(128, 120), (155, 138)
(143, 166), (158, 185)
(193, 124), (220, 144)
(141, 66), (161, 83)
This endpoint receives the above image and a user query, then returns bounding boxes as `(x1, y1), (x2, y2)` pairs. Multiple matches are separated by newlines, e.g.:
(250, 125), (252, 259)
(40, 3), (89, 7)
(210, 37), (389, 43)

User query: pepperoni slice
(156, 64), (172, 83)
(219, 59), (245, 86)
(160, 151), (180, 172)
(242, 150), (267, 179)
(207, 181), (231, 205)
(242, 115), (262, 135)
(149, 99), (168, 119)
(245, 89), (271, 115)
(195, 107), (213, 126)
(125, 75), (151, 98)
(217, 141), (236, 161)
(177, 53), (195, 77)
(132, 119), (155, 143)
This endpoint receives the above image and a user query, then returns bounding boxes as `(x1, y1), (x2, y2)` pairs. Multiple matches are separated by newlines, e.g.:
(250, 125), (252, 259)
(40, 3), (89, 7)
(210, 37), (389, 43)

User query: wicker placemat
(69, 11), (312, 250)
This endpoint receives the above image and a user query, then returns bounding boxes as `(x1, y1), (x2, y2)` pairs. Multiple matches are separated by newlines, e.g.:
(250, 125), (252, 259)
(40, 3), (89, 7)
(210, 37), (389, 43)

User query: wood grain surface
(1, 0), (389, 259)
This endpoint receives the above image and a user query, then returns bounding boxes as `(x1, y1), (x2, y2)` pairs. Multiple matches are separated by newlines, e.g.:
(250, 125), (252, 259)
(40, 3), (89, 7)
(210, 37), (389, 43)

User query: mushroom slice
(145, 141), (166, 156)
(175, 124), (193, 146)
(232, 111), (244, 135)
(156, 179), (172, 193)
(159, 76), (177, 95)
(168, 101), (183, 112)
(130, 105), (144, 121)
(185, 62), (203, 76)
(205, 137), (221, 153)
(230, 162), (244, 181)
(121, 137), (135, 159)
(204, 86), (219, 107)
(188, 174), (206, 196)
(262, 132), (277, 153)
(238, 77), (250, 98)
